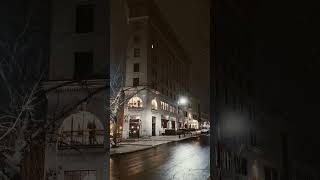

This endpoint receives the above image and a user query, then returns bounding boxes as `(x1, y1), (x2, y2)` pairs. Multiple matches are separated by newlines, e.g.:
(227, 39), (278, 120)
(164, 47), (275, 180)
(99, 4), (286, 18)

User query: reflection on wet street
(110, 135), (210, 180)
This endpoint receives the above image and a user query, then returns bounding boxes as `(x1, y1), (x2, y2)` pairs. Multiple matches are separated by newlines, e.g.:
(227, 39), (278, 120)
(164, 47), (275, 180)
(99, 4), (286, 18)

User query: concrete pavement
(110, 131), (203, 156)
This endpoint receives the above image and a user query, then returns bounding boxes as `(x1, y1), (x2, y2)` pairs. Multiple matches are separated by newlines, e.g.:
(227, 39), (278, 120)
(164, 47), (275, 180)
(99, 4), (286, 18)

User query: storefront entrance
(129, 119), (140, 138)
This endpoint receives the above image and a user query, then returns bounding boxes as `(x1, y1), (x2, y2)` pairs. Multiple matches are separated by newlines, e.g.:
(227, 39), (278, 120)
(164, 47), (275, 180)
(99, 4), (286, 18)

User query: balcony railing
(58, 130), (104, 149)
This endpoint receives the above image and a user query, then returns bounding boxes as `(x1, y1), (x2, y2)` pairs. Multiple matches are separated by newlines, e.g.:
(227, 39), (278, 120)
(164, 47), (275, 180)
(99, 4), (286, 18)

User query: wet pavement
(110, 135), (210, 180)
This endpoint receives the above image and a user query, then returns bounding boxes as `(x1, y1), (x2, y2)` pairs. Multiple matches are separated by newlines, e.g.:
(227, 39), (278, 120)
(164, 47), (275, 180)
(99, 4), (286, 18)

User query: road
(110, 135), (210, 180)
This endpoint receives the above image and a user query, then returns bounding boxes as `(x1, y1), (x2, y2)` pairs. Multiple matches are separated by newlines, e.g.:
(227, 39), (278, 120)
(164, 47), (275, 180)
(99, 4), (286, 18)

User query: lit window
(151, 44), (154, 49)
(128, 96), (143, 108)
(151, 99), (158, 110)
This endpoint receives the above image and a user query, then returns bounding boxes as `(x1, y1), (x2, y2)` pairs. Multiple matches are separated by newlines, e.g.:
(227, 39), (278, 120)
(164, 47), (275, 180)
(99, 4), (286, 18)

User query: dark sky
(155, 0), (210, 113)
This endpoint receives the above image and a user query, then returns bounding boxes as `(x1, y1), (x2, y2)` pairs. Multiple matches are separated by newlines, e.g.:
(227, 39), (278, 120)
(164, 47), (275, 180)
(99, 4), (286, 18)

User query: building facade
(120, 0), (199, 139)
(42, 0), (124, 179)
(212, 0), (283, 179)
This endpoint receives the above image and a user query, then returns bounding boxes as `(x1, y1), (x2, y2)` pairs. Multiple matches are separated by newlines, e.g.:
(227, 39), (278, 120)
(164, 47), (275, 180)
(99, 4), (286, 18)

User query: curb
(110, 135), (202, 157)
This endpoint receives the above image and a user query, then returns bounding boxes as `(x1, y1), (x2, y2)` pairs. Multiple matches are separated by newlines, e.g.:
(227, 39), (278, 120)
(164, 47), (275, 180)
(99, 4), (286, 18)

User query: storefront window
(161, 119), (168, 128)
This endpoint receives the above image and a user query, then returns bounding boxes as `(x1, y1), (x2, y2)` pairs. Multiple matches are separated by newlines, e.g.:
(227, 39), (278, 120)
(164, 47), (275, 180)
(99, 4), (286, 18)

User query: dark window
(76, 4), (94, 33)
(133, 63), (140, 72)
(134, 48), (140, 57)
(74, 52), (93, 80)
(133, 78), (139, 87)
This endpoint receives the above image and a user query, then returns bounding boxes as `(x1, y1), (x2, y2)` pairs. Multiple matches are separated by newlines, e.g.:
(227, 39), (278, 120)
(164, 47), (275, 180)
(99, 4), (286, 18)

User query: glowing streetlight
(178, 96), (188, 106)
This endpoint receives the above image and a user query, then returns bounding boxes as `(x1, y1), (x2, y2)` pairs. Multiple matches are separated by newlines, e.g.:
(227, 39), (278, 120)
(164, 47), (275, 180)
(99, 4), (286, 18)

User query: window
(184, 111), (188, 117)
(64, 170), (96, 180)
(74, 52), (93, 80)
(133, 78), (139, 87)
(128, 97), (143, 108)
(134, 48), (140, 57)
(76, 4), (94, 33)
(161, 119), (168, 128)
(133, 63), (140, 72)
(151, 99), (158, 111)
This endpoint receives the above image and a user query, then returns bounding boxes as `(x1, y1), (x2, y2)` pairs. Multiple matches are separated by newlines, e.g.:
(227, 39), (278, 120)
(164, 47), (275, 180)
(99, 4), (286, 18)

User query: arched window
(151, 99), (158, 110)
(58, 111), (104, 147)
(128, 96), (143, 108)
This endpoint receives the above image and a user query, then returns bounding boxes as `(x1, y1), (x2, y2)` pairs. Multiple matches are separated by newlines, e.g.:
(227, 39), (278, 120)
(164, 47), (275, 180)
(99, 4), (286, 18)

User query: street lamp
(178, 96), (188, 106)
(177, 96), (189, 129)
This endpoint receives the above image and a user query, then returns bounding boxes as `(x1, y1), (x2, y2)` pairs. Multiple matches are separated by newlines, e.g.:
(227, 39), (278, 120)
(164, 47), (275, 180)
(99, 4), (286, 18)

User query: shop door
(129, 119), (140, 138)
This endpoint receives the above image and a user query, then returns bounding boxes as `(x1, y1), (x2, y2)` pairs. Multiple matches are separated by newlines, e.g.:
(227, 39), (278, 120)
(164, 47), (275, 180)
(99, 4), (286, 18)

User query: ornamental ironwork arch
(58, 111), (104, 147)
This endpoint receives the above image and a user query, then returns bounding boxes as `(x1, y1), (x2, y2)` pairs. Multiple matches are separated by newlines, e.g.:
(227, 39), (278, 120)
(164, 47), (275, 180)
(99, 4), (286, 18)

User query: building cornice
(42, 79), (108, 93)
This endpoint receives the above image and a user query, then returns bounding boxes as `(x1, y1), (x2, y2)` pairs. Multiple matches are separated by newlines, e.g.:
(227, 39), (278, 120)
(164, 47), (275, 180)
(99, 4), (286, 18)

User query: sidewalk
(110, 131), (203, 156)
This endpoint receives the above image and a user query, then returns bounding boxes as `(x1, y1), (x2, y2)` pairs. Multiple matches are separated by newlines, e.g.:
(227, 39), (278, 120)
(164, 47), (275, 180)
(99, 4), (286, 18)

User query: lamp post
(177, 96), (189, 129)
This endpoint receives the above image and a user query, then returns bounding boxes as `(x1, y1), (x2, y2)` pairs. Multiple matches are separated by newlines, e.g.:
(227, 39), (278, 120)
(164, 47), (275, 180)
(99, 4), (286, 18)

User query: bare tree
(0, 13), (108, 179)
(109, 63), (156, 147)
(0, 15), (47, 178)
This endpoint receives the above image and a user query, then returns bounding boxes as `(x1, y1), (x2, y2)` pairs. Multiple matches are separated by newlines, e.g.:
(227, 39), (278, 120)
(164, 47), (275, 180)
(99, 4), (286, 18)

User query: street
(110, 135), (210, 180)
